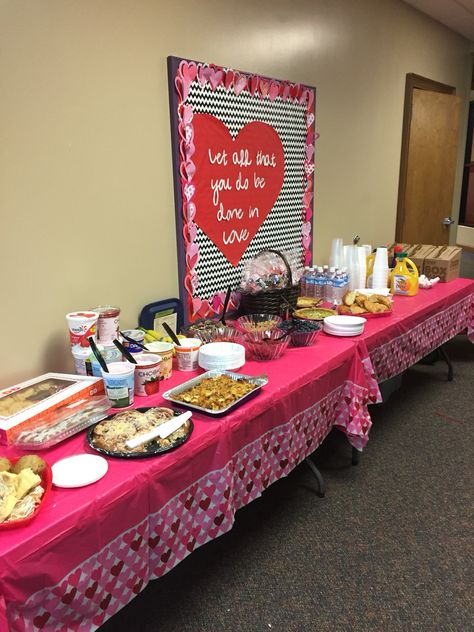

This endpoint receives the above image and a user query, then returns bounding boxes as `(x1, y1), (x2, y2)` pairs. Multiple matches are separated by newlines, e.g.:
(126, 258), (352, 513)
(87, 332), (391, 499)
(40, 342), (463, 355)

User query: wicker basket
(239, 249), (300, 316)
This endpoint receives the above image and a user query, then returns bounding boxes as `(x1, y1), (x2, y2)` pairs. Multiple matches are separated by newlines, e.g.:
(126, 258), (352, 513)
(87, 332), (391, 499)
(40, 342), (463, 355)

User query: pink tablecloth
(0, 336), (375, 632)
(328, 278), (474, 383)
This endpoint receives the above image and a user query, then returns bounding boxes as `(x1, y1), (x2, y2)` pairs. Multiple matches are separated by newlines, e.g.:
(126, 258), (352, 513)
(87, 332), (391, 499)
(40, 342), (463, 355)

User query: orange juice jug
(391, 253), (419, 296)
(365, 254), (375, 288)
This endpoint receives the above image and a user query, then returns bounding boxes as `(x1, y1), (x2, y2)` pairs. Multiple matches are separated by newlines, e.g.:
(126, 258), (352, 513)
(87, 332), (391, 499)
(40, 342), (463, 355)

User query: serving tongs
(220, 286), (232, 326)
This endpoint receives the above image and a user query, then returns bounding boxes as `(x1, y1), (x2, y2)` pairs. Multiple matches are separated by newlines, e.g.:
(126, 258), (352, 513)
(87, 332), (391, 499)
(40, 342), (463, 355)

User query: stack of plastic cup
(357, 246), (367, 289)
(346, 245), (360, 291)
(329, 238), (344, 269)
(372, 247), (389, 290)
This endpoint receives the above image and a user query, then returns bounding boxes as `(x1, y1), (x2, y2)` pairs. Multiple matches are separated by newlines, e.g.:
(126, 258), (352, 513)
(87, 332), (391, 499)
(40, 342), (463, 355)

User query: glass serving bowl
(244, 329), (290, 361)
(236, 313), (283, 335)
(278, 319), (322, 347)
(181, 323), (242, 344)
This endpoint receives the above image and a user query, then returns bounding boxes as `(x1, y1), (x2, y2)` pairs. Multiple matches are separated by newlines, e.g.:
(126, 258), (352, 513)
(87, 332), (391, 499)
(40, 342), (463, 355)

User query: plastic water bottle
(314, 266), (326, 300)
(332, 268), (348, 305)
(303, 267), (312, 297)
(341, 266), (349, 297)
(307, 267), (317, 298)
(300, 267), (309, 297)
(325, 267), (336, 303)
(331, 269), (340, 305)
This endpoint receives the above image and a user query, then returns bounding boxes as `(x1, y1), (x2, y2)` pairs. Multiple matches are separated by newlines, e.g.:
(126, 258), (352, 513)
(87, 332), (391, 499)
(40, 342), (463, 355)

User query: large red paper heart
(192, 114), (284, 266)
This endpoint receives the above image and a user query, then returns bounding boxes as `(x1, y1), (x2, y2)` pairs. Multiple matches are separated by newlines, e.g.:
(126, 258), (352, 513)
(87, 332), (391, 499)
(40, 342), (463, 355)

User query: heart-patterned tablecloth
(353, 278), (474, 383)
(1, 337), (374, 632)
(2, 279), (473, 632)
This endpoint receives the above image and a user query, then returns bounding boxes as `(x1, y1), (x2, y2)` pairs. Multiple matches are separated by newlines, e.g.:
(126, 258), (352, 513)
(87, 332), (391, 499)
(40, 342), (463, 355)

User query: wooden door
(396, 76), (462, 245)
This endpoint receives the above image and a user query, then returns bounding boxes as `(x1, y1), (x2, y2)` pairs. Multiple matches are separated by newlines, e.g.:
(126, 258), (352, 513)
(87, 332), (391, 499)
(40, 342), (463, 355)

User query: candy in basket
(239, 249), (303, 316)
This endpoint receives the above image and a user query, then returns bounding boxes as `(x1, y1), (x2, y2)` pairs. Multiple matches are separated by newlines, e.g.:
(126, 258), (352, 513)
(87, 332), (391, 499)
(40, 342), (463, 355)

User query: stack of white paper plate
(323, 315), (366, 337)
(198, 342), (246, 371)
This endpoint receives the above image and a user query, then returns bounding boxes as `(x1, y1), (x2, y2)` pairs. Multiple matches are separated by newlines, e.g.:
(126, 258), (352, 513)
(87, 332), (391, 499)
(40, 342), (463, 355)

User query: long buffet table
(1, 278), (473, 632)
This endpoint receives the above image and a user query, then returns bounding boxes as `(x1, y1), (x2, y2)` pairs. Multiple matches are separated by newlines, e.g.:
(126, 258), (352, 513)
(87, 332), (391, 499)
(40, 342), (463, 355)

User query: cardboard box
(424, 246), (462, 282)
(387, 243), (410, 261)
(406, 245), (438, 275)
(0, 373), (104, 445)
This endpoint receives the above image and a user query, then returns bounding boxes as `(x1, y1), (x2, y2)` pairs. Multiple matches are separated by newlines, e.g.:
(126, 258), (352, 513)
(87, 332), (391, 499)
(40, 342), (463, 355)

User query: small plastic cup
(145, 341), (174, 380)
(174, 338), (201, 371)
(66, 311), (99, 347)
(133, 353), (162, 397)
(101, 362), (135, 408)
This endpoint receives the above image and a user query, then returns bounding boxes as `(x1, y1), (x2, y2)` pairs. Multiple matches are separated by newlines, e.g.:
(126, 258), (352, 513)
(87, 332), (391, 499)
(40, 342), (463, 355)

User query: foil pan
(162, 370), (268, 416)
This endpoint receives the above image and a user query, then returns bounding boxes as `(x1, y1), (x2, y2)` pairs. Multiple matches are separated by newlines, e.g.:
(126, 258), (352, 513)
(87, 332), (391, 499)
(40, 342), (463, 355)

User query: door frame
(395, 73), (456, 242)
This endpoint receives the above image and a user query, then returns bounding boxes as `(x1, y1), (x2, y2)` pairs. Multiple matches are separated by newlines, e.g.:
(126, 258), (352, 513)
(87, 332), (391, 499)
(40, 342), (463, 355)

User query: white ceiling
(403, 0), (474, 42)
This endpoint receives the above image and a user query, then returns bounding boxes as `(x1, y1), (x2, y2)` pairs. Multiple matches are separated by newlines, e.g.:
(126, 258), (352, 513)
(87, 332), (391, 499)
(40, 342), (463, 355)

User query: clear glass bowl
(244, 330), (289, 361)
(182, 323), (242, 344)
(236, 314), (283, 335)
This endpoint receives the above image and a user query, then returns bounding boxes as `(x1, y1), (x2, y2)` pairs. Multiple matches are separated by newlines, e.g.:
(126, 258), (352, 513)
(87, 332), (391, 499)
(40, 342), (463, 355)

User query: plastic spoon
(112, 339), (137, 364)
(119, 331), (147, 350)
(88, 337), (108, 373)
(162, 322), (181, 346)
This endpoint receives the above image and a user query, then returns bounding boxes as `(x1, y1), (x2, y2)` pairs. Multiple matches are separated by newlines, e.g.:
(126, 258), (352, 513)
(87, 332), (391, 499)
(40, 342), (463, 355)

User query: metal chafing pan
(162, 370), (268, 416)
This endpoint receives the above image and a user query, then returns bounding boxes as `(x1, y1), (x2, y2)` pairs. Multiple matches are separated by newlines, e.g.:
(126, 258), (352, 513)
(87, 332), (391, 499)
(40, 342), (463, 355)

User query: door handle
(442, 217), (455, 225)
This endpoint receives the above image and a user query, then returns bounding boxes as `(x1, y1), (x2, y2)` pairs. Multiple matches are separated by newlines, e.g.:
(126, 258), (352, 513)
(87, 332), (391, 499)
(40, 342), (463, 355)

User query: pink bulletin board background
(168, 56), (316, 324)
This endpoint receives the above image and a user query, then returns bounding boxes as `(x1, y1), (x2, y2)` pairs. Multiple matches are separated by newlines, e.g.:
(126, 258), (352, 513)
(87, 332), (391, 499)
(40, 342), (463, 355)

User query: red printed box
(0, 373), (104, 445)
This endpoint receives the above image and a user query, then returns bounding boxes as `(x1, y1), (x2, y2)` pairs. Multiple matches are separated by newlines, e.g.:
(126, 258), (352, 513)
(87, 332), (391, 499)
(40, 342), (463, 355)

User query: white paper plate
(324, 315), (367, 327)
(324, 325), (364, 333)
(52, 454), (108, 488)
(323, 328), (364, 337)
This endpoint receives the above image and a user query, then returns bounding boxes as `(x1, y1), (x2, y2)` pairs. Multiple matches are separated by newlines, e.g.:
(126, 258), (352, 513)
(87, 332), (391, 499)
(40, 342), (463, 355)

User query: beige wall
(0, 0), (471, 387)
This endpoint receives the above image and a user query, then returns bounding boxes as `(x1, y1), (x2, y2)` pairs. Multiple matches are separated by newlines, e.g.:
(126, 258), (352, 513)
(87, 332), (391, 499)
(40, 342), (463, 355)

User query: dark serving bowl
(278, 319), (322, 347)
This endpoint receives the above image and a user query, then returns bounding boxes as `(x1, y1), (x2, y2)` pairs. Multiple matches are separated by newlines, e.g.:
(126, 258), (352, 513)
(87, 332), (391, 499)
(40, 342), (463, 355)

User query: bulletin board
(168, 55), (316, 323)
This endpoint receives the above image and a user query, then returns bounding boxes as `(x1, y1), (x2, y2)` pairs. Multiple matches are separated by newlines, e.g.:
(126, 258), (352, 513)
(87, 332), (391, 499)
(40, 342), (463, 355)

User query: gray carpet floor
(100, 335), (473, 632)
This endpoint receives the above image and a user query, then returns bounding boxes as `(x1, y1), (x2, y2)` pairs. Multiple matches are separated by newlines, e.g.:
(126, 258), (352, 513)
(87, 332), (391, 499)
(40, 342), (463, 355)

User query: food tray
(293, 308), (337, 321)
(337, 306), (392, 319)
(162, 370), (268, 416)
(0, 457), (52, 530)
(13, 395), (110, 450)
(87, 408), (193, 459)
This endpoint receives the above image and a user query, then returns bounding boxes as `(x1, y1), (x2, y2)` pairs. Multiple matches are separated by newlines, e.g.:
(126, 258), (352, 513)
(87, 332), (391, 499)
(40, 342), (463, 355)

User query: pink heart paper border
(174, 58), (317, 322)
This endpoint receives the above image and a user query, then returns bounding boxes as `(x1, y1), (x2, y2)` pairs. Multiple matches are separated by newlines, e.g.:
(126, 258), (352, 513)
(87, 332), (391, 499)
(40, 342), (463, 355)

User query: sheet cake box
(0, 373), (104, 445)
(424, 246), (462, 282)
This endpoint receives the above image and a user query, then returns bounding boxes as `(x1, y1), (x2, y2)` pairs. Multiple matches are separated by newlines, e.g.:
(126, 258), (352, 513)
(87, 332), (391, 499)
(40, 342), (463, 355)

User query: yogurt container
(66, 311), (99, 347)
(85, 343), (122, 377)
(145, 341), (174, 380)
(133, 353), (162, 397)
(101, 362), (135, 408)
(92, 305), (121, 343)
(175, 338), (201, 371)
(121, 329), (145, 353)
(71, 347), (90, 375)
